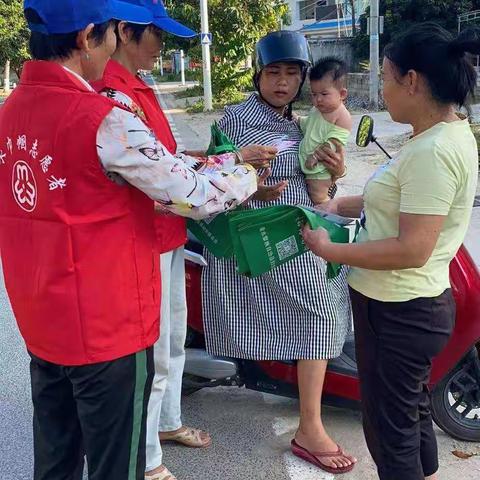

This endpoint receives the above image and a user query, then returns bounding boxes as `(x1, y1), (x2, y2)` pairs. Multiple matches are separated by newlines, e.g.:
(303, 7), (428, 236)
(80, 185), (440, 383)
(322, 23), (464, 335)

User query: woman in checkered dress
(201, 31), (356, 474)
(203, 93), (351, 360)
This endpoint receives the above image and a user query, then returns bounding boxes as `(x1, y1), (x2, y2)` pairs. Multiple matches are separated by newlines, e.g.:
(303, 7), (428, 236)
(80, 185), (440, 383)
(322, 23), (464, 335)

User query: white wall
(285, 0), (369, 35)
(285, 0), (316, 32)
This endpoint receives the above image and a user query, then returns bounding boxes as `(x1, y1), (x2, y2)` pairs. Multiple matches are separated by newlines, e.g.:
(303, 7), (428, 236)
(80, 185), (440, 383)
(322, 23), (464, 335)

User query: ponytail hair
(384, 22), (480, 107)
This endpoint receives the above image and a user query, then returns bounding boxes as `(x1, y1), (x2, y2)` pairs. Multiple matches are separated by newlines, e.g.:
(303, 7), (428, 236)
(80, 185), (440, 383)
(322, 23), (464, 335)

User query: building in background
(286, 0), (368, 39)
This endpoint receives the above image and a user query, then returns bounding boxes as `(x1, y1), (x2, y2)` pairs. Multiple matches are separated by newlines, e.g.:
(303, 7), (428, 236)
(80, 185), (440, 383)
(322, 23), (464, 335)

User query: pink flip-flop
(291, 439), (355, 475)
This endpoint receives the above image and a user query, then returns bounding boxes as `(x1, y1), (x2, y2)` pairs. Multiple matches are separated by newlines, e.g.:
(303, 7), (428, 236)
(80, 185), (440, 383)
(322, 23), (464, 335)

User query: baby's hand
(305, 153), (318, 170)
(305, 142), (332, 170)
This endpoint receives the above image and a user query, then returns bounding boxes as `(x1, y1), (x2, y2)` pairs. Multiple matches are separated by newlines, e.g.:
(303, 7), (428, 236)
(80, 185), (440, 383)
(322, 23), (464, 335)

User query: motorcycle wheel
(431, 347), (480, 442)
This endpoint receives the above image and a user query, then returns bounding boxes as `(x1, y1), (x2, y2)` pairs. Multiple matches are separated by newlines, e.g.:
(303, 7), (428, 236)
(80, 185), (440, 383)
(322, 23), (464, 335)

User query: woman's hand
(240, 145), (278, 170)
(257, 168), (271, 185)
(302, 225), (332, 259)
(253, 169), (288, 202)
(312, 139), (346, 179)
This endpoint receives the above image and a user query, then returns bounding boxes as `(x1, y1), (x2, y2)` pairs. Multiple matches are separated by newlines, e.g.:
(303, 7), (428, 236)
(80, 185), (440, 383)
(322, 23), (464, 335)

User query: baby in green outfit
(298, 57), (352, 205)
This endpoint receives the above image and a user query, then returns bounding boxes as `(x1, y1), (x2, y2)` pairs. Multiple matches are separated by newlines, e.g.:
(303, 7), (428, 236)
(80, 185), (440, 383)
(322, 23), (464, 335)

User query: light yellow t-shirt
(299, 108), (351, 180)
(348, 119), (478, 302)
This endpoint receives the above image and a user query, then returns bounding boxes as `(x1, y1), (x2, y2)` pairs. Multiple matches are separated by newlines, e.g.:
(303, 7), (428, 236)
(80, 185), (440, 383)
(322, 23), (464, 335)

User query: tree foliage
(0, 0), (30, 75)
(352, 0), (480, 61)
(163, 1), (290, 100)
(162, 0), (201, 59)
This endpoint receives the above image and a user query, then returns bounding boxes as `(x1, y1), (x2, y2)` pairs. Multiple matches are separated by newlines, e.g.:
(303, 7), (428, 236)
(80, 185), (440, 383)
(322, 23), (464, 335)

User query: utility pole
(200, 0), (213, 111)
(180, 49), (186, 86)
(336, 0), (341, 38)
(4, 60), (11, 94)
(369, 0), (380, 110)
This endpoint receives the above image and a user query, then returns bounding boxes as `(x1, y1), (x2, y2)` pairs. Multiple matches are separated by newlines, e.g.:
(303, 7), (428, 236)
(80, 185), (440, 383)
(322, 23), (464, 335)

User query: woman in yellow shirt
(303, 22), (479, 480)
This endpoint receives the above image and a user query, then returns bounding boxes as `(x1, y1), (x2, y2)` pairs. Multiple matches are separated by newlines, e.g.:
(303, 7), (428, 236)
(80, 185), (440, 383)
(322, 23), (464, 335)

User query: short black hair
(309, 57), (347, 86)
(25, 8), (114, 61)
(384, 22), (480, 107)
(114, 21), (163, 44)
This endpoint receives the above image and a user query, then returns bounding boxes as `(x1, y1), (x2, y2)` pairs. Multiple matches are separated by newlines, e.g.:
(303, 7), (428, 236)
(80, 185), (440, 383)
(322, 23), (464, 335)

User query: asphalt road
(0, 264), (34, 479)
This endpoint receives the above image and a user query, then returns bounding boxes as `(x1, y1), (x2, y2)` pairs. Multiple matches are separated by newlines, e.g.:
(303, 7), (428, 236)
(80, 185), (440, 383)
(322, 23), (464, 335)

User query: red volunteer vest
(0, 61), (160, 365)
(95, 60), (187, 254)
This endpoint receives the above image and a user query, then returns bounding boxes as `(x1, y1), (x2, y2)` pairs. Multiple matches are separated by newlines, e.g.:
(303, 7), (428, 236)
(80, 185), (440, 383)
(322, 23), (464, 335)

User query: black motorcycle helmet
(254, 30), (312, 117)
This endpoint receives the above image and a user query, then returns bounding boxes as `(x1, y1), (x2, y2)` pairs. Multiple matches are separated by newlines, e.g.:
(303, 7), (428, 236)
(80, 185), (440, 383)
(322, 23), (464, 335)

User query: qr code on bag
(276, 235), (299, 261)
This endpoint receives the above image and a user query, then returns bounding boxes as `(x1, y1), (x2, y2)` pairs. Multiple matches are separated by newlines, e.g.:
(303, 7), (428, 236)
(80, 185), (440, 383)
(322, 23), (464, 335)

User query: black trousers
(350, 288), (455, 480)
(29, 348), (154, 480)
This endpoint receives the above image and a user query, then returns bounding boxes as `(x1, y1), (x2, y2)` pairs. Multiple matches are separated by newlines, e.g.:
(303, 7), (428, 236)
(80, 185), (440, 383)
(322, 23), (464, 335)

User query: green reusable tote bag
(186, 206), (245, 259)
(227, 206), (293, 275)
(187, 121), (240, 257)
(186, 214), (232, 259)
(227, 208), (268, 274)
(232, 205), (349, 278)
(205, 121), (238, 156)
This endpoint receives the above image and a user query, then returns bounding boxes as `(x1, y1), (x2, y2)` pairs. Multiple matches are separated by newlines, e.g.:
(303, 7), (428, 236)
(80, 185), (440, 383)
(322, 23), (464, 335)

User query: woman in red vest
(95, 2), (278, 479)
(0, 1), (257, 479)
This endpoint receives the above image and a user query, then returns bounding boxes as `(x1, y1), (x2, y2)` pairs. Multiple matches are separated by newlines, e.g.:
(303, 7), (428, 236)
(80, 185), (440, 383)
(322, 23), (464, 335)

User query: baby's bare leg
(306, 179), (332, 206)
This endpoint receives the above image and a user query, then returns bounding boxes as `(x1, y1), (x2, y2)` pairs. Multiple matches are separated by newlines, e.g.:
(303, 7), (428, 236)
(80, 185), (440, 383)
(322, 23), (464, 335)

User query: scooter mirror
(356, 115), (375, 148)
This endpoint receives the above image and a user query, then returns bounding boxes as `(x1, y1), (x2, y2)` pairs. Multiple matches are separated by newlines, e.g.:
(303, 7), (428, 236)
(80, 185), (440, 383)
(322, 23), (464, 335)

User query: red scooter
(183, 116), (480, 442)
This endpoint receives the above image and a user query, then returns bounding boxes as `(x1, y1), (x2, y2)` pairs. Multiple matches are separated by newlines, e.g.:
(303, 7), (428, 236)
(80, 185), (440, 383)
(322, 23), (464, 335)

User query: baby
(298, 57), (352, 206)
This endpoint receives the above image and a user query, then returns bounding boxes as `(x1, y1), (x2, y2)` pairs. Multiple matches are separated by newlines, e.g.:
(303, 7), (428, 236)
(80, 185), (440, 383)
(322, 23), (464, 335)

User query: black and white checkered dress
(201, 94), (351, 360)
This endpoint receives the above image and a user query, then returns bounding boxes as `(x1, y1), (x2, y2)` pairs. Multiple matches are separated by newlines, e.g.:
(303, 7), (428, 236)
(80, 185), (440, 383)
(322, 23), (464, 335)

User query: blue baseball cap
(114, 0), (153, 23)
(24, 0), (153, 35)
(144, 0), (196, 38)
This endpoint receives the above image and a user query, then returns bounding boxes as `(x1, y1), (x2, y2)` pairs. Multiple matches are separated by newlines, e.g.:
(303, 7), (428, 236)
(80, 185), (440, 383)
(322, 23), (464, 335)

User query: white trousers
(146, 247), (187, 471)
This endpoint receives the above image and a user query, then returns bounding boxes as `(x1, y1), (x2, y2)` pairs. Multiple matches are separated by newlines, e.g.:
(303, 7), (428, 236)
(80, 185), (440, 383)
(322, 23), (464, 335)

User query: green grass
(174, 85), (204, 99)
(186, 91), (247, 113)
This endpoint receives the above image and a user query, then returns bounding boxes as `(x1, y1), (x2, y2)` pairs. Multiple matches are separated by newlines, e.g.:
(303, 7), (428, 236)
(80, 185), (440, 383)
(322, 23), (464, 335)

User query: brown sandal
(145, 466), (177, 480)
(160, 426), (212, 448)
